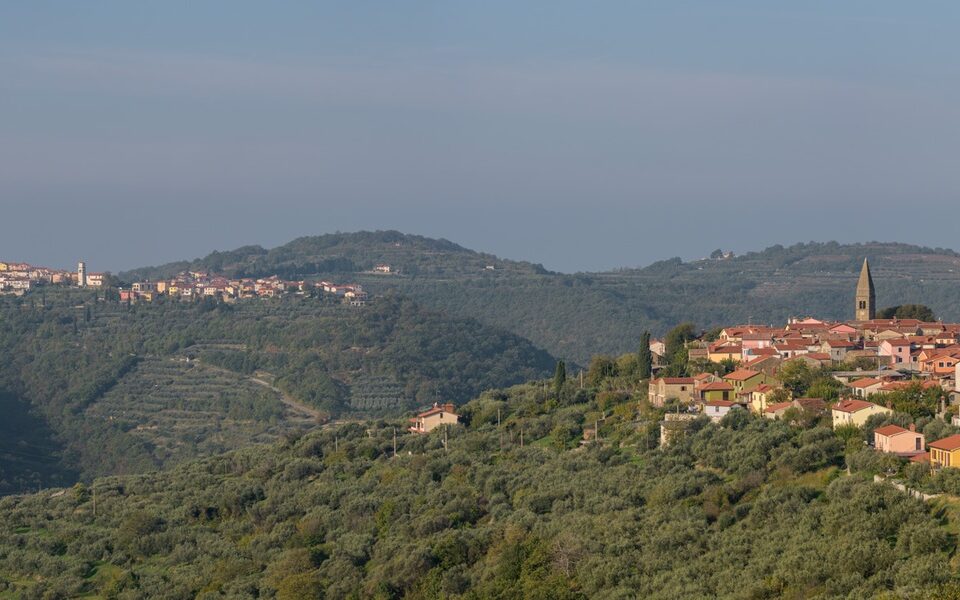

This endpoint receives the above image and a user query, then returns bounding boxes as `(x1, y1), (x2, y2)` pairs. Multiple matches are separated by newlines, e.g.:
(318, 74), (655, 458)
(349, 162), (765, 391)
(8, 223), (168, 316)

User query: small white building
(701, 400), (737, 423)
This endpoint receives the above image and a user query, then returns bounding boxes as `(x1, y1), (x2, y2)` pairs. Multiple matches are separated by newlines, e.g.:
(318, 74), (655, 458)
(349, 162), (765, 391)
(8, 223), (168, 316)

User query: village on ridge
(653, 259), (960, 467)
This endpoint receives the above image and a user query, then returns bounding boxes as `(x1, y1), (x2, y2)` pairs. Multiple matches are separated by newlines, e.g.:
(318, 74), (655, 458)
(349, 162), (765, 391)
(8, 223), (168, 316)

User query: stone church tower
(855, 258), (875, 321)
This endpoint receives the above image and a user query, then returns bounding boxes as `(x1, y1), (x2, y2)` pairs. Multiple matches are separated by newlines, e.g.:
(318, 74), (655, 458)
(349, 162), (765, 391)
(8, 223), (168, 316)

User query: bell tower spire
(855, 258), (875, 321)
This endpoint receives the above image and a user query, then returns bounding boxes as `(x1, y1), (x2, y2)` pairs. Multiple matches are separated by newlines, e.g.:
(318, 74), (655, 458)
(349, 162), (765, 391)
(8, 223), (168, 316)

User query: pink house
(879, 339), (914, 366)
(874, 424), (924, 455)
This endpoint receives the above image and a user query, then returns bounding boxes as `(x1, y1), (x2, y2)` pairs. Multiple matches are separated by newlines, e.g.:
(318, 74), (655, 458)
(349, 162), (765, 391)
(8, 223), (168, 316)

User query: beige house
(409, 402), (459, 434)
(831, 399), (892, 429)
(847, 377), (884, 399)
(648, 377), (696, 407)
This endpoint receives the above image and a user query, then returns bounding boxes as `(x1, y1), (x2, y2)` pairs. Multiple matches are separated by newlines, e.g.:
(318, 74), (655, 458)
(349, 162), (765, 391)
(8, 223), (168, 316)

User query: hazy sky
(3, 2), (960, 273)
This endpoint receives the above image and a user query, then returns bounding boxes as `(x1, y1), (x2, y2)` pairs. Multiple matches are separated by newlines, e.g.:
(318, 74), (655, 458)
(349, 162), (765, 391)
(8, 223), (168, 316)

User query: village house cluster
(653, 259), (960, 466)
(120, 271), (369, 305)
(0, 260), (106, 295)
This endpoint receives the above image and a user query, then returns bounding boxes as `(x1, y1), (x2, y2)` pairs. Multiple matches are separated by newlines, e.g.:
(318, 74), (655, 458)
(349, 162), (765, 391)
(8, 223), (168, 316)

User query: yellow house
(707, 343), (742, 364)
(723, 369), (771, 397)
(0, 262), (8, 272)
(749, 384), (782, 414)
(699, 381), (734, 402)
(930, 434), (960, 468)
(831, 399), (892, 429)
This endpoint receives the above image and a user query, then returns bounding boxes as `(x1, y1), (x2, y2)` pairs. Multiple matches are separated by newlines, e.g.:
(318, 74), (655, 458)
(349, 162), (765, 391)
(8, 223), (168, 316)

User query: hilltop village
(653, 259), (960, 466)
(0, 260), (369, 305)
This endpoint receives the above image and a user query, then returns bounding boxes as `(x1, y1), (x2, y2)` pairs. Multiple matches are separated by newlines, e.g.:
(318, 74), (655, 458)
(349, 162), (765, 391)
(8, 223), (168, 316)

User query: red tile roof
(832, 399), (878, 413)
(700, 382), (734, 391)
(764, 401), (792, 413)
(929, 434), (960, 451)
(874, 424), (911, 437)
(724, 369), (763, 382)
(704, 400), (736, 407)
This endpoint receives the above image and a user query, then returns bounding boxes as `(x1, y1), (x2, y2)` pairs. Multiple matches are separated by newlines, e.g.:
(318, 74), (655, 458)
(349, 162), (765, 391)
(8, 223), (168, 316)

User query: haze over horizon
(4, 2), (960, 272)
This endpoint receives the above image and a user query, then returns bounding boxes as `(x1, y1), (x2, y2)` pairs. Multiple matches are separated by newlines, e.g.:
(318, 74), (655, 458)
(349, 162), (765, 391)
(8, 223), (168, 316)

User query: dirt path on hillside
(249, 377), (323, 421)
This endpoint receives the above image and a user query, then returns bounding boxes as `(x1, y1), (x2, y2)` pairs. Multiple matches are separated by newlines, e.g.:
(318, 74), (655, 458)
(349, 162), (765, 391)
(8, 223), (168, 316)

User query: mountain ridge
(119, 233), (960, 363)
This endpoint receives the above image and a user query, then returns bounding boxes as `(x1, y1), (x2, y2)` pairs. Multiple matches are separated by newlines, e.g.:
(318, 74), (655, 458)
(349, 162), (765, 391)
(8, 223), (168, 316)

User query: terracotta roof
(658, 377), (695, 385)
(874, 424), (912, 437)
(929, 434), (960, 451)
(704, 400), (736, 407)
(910, 452), (930, 463)
(700, 382), (734, 391)
(806, 353), (832, 360)
(848, 377), (882, 389)
(764, 401), (792, 413)
(824, 340), (857, 348)
(724, 369), (763, 382)
(832, 399), (879, 413)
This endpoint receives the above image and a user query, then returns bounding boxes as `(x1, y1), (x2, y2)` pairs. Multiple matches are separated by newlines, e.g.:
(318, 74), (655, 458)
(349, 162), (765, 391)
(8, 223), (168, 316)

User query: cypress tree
(553, 360), (566, 397)
(638, 331), (652, 379)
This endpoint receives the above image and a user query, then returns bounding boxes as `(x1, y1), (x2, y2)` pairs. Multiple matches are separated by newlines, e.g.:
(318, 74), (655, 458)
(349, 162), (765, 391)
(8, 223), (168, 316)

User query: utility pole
(93, 486), (97, 518)
(520, 428), (524, 448)
(595, 419), (599, 444)
(393, 427), (397, 458)
(443, 425), (448, 452)
(335, 434), (338, 453)
(579, 370), (584, 389)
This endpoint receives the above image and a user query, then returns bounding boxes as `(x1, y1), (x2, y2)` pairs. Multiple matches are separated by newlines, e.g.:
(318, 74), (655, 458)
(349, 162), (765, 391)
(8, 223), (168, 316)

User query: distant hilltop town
(0, 260), (368, 305)
(0, 260), (105, 294)
(120, 271), (367, 305)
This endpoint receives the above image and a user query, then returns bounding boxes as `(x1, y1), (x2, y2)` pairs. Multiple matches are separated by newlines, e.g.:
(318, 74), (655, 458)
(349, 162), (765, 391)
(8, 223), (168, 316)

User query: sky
(2, 2), (960, 273)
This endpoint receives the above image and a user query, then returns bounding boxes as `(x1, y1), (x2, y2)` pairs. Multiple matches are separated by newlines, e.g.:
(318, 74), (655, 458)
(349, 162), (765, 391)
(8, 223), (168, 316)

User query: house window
(916, 438), (922, 451)
(859, 301), (866, 309)
(680, 386), (687, 391)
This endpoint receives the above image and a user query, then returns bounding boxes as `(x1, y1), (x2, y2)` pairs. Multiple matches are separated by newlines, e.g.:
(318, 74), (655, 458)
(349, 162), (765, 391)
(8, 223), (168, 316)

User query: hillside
(120, 230), (551, 281)
(1, 381), (958, 599)
(0, 291), (554, 494)
(124, 234), (960, 363)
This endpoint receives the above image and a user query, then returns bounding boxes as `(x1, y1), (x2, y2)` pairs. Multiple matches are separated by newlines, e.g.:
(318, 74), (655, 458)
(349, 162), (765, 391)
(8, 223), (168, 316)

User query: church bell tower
(855, 258), (875, 321)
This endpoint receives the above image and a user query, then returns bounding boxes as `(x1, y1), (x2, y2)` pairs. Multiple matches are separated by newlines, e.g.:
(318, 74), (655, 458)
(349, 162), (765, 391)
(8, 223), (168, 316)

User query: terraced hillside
(0, 291), (554, 492)
(85, 356), (313, 469)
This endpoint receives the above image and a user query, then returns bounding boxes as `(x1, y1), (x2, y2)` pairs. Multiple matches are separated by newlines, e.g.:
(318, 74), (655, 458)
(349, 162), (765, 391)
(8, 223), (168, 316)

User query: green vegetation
(0, 291), (553, 494)
(121, 233), (960, 363)
(878, 304), (937, 321)
(2, 375), (959, 599)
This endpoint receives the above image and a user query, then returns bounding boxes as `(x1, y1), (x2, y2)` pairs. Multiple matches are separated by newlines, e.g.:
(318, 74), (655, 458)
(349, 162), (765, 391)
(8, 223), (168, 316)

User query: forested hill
(0, 291), (554, 494)
(119, 230), (551, 281)
(3, 380), (959, 598)
(123, 235), (960, 363)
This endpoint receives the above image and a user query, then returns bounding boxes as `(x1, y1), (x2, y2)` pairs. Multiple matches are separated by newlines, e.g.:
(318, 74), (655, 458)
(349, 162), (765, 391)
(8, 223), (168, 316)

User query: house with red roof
(702, 400), (738, 422)
(874, 424), (924, 456)
(699, 381), (734, 402)
(409, 402), (459, 434)
(831, 399), (892, 429)
(723, 369), (772, 397)
(847, 377), (884, 399)
(929, 434), (960, 468)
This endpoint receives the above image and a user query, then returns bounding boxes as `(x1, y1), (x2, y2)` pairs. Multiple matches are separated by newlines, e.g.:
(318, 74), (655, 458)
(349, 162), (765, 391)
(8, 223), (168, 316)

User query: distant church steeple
(855, 258), (875, 321)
